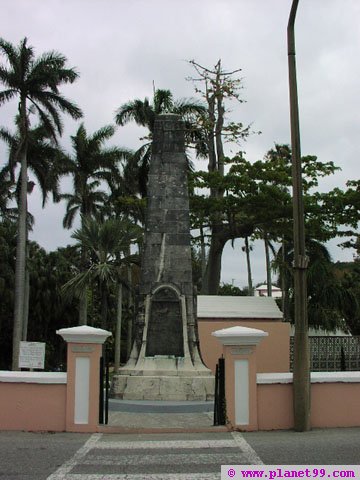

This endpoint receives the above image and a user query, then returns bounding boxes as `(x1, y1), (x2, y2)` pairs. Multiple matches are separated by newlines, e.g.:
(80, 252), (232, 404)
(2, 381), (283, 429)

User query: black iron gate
(99, 350), (109, 425)
(213, 356), (226, 426)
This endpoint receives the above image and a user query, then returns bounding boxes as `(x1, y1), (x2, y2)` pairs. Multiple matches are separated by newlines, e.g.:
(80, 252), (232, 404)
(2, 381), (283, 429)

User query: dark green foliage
(0, 220), (16, 368)
(0, 219), (79, 369)
(340, 255), (360, 335)
(190, 145), (341, 266)
(27, 244), (80, 369)
(218, 283), (250, 296)
(62, 217), (140, 330)
(274, 239), (355, 332)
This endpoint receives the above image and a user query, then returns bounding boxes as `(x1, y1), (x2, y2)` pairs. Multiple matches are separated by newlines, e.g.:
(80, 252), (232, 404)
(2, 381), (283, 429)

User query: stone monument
(112, 114), (214, 401)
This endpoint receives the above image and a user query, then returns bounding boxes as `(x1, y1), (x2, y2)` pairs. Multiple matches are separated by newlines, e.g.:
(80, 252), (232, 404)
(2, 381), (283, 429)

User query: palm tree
(274, 239), (355, 331)
(0, 37), (82, 369)
(61, 123), (132, 323)
(62, 217), (140, 367)
(115, 88), (206, 196)
(1, 124), (66, 339)
(61, 124), (131, 227)
(0, 123), (65, 206)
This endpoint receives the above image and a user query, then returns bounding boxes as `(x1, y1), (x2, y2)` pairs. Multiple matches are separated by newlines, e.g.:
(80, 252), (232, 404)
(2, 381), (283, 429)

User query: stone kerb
(57, 325), (111, 432)
(212, 326), (268, 431)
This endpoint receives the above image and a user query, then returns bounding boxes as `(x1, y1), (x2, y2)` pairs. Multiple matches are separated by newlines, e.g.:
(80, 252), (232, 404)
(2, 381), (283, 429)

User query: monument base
(111, 374), (214, 401)
(111, 355), (215, 401)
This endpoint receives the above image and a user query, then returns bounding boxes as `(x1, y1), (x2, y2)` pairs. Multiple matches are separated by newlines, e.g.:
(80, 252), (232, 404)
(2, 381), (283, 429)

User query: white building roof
(197, 295), (283, 319)
(289, 326), (351, 337)
(255, 284), (281, 292)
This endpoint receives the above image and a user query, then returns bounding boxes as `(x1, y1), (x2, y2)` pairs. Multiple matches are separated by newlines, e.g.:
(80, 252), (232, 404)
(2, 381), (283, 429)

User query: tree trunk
(244, 236), (253, 295)
(264, 233), (272, 296)
(12, 100), (28, 370)
(201, 228), (226, 294)
(100, 281), (108, 330)
(78, 294), (88, 325)
(78, 216), (88, 325)
(215, 61), (226, 178)
(12, 158), (27, 369)
(126, 264), (133, 360)
(200, 225), (207, 288)
(22, 267), (30, 341)
(114, 282), (123, 373)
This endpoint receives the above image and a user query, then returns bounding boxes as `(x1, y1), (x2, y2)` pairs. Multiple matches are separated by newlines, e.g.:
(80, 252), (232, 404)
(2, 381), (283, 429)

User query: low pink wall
(0, 382), (66, 431)
(257, 377), (360, 430)
(311, 383), (360, 428)
(198, 319), (290, 374)
(257, 383), (294, 430)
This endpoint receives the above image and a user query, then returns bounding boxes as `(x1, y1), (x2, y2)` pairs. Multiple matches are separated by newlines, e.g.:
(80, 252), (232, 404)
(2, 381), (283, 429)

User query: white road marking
(47, 432), (262, 479)
(65, 475), (220, 479)
(94, 439), (236, 449)
(46, 433), (102, 480)
(82, 452), (245, 465)
(231, 432), (264, 465)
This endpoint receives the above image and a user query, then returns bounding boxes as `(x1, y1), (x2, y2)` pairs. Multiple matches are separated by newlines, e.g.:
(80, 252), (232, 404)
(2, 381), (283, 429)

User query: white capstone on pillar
(57, 325), (111, 432)
(212, 326), (268, 431)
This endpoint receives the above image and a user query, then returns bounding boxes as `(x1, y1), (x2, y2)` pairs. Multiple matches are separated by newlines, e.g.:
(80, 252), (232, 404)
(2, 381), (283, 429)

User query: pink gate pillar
(57, 326), (111, 432)
(212, 326), (268, 431)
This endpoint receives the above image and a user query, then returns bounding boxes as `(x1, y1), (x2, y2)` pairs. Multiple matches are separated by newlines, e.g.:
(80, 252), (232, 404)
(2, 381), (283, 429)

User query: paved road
(243, 427), (360, 465)
(0, 428), (359, 479)
(0, 431), (89, 480)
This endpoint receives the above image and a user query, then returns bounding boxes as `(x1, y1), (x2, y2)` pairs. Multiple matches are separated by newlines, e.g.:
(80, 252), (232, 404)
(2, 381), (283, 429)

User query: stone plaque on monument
(146, 287), (184, 357)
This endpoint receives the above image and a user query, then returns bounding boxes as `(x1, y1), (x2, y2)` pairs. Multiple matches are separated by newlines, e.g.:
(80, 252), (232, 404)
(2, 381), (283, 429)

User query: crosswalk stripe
(66, 474), (221, 479)
(47, 432), (262, 479)
(46, 434), (102, 480)
(82, 452), (247, 465)
(93, 439), (236, 449)
(232, 432), (264, 465)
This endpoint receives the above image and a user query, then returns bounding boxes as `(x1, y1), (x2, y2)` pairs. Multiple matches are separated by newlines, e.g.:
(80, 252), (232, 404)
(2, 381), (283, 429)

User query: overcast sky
(1, 0), (359, 288)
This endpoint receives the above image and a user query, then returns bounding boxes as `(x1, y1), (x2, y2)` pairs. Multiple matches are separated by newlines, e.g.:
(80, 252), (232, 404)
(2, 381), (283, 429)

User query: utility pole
(287, 0), (310, 431)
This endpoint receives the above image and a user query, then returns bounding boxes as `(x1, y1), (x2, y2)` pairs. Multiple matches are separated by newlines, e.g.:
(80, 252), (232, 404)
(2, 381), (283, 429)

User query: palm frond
(34, 90), (82, 122)
(90, 125), (115, 145)
(0, 37), (31, 70)
(115, 98), (151, 128)
(0, 89), (17, 105)
(173, 97), (206, 118)
(63, 205), (79, 229)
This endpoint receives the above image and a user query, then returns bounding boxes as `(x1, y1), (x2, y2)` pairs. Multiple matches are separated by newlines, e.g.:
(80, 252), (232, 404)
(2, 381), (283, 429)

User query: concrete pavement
(106, 398), (218, 431)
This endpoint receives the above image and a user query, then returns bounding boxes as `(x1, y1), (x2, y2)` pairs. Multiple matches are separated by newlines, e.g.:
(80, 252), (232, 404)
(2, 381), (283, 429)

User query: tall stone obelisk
(112, 114), (214, 401)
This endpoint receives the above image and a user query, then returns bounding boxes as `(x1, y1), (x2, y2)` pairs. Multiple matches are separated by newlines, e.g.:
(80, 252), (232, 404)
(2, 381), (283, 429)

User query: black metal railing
(99, 351), (109, 425)
(290, 336), (360, 372)
(213, 356), (226, 426)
